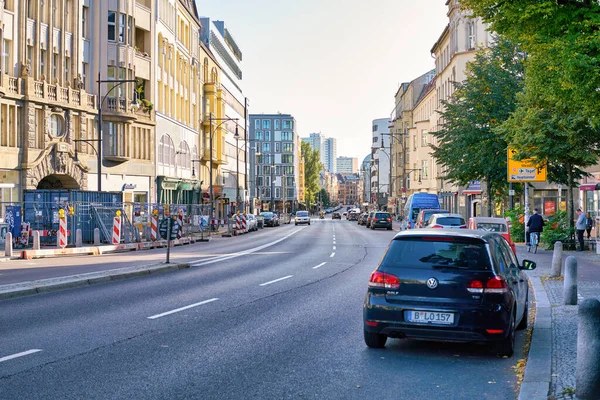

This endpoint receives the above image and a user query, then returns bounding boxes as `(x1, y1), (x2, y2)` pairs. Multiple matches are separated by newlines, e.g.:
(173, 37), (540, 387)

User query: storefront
(156, 176), (202, 205)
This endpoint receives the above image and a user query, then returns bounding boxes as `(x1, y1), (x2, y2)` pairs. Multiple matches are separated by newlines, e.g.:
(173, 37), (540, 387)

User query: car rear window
(375, 213), (390, 218)
(380, 237), (491, 271)
(297, 211), (308, 217)
(436, 217), (466, 226)
(476, 223), (507, 232)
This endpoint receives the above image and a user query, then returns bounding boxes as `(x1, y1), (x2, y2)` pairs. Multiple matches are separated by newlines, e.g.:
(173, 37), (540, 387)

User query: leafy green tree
(318, 188), (330, 208)
(301, 141), (322, 208)
(430, 37), (525, 216)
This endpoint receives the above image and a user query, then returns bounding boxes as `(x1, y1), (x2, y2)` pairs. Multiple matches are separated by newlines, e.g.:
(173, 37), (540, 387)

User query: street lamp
(208, 114), (239, 221)
(233, 125), (241, 213)
(92, 74), (138, 192)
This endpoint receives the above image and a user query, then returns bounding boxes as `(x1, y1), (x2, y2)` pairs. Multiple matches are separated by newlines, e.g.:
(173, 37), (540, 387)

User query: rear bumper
(364, 294), (512, 342)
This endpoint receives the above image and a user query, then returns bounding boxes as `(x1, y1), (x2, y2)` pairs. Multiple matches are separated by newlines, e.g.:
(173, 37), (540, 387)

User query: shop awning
(579, 184), (600, 191)
(463, 190), (482, 195)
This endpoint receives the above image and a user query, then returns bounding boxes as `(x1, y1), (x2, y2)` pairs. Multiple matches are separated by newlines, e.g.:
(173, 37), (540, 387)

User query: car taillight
(459, 225), (467, 229)
(368, 271), (400, 289)
(485, 276), (508, 293)
(373, 218), (379, 222)
(467, 279), (484, 293)
(388, 218), (392, 222)
(432, 225), (443, 228)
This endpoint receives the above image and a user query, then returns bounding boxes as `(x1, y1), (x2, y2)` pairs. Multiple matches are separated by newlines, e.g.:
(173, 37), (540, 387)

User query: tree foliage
(430, 37), (526, 216)
(318, 188), (330, 207)
(301, 141), (322, 206)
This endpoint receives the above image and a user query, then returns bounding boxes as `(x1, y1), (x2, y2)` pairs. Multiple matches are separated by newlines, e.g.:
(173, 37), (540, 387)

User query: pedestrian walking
(526, 208), (545, 250)
(576, 209), (587, 251)
(585, 212), (594, 239)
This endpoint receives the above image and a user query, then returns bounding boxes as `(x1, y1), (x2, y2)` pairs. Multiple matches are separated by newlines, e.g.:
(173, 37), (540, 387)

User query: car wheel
(517, 291), (529, 330)
(496, 312), (516, 357)
(364, 330), (387, 348)
(308, 222), (310, 225)
(295, 223), (298, 226)
(387, 227), (392, 230)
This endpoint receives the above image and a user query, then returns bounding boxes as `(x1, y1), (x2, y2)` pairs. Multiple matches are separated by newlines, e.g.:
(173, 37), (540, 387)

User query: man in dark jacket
(526, 208), (545, 247)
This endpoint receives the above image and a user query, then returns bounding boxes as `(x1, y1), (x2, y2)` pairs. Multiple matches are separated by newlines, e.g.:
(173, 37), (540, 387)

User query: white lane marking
(259, 275), (293, 286)
(330, 252), (335, 258)
(189, 228), (305, 267)
(313, 262), (327, 269)
(147, 298), (219, 320)
(333, 246), (336, 250)
(0, 349), (43, 363)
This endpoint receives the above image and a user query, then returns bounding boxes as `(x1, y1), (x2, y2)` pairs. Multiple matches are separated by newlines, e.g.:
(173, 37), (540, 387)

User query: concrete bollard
(551, 241), (563, 277)
(4, 232), (12, 257)
(563, 256), (578, 305)
(93, 228), (101, 245)
(32, 230), (40, 250)
(76, 229), (83, 247)
(576, 298), (600, 399)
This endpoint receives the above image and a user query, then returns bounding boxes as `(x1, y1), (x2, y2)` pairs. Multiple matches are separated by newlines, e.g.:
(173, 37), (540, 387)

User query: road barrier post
(576, 298), (600, 399)
(551, 241), (563, 277)
(563, 256), (578, 305)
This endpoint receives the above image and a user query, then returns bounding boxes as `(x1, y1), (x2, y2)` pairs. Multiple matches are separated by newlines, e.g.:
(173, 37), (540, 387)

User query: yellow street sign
(507, 148), (547, 182)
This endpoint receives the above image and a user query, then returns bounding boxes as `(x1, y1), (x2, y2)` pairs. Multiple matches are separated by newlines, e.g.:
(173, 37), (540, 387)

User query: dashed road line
(313, 262), (327, 269)
(330, 252), (335, 258)
(147, 298), (219, 320)
(260, 275), (294, 286)
(333, 246), (336, 250)
(0, 349), (43, 363)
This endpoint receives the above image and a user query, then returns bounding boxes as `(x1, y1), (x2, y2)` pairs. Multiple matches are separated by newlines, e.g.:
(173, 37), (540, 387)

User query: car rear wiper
(431, 264), (469, 270)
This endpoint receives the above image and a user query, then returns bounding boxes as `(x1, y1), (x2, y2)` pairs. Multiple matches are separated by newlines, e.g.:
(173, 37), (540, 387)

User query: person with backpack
(585, 212), (594, 239)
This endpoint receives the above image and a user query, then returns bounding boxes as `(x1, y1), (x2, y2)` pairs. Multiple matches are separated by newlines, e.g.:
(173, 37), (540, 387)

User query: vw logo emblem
(426, 278), (439, 289)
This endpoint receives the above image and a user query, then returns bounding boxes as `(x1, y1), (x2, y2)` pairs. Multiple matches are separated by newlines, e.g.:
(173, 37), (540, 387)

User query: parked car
(348, 211), (360, 221)
(260, 212), (280, 227)
(415, 209), (450, 229)
(468, 217), (516, 254)
(246, 214), (258, 232)
(294, 210), (311, 225)
(425, 213), (467, 229)
(358, 212), (369, 225)
(365, 211), (376, 228)
(370, 212), (393, 230)
(363, 229), (536, 356)
(332, 212), (342, 220)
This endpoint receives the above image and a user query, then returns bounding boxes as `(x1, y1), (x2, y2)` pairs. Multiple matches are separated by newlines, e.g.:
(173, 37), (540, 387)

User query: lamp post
(94, 74), (137, 192)
(233, 125), (241, 213)
(208, 114), (239, 222)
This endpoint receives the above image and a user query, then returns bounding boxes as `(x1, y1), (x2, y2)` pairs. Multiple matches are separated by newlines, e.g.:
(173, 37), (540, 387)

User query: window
(52, 54), (57, 80)
(2, 40), (10, 75)
(262, 143), (270, 152)
(119, 14), (126, 43)
(265, 131), (271, 141)
(286, 177), (294, 186)
(256, 154), (264, 164)
(282, 143), (293, 152)
(281, 132), (292, 141)
(263, 120), (271, 129)
(275, 188), (281, 199)
(82, 62), (88, 90)
(255, 131), (263, 140)
(158, 134), (175, 165)
(64, 57), (69, 84)
(256, 177), (263, 187)
(26, 46), (33, 70)
(275, 142), (281, 152)
(107, 122), (124, 156)
(263, 166), (271, 175)
(27, 0), (34, 19)
(274, 119), (280, 130)
(284, 166), (293, 175)
(283, 120), (292, 129)
(254, 119), (260, 129)
(82, 6), (89, 39)
(275, 166), (281, 175)
(282, 154), (293, 163)
(128, 16), (133, 45)
(467, 21), (476, 50)
(108, 12), (116, 42)
(373, 136), (378, 143)
(421, 160), (429, 179)
(40, 50), (46, 77)
(373, 124), (378, 132)
(421, 130), (429, 147)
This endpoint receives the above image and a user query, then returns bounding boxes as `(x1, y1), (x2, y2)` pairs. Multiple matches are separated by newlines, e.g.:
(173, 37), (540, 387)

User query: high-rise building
(336, 157), (358, 174)
(372, 118), (390, 209)
(249, 114), (300, 213)
(301, 133), (336, 172)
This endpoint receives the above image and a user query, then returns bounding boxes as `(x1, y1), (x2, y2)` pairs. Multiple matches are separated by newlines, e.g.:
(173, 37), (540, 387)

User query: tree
(318, 188), (330, 208)
(301, 141), (322, 208)
(430, 36), (526, 216)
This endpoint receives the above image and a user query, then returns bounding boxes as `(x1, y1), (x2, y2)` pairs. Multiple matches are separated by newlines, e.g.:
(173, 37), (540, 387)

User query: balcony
(29, 79), (96, 112)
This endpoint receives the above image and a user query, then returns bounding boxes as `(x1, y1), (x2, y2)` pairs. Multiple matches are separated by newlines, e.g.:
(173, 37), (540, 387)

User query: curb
(519, 276), (552, 400)
(0, 262), (190, 300)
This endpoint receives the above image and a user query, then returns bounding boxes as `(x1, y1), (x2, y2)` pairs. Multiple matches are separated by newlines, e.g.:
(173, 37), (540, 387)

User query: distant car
(468, 217), (516, 254)
(425, 213), (467, 229)
(246, 214), (258, 232)
(295, 210), (311, 225)
(415, 209), (450, 229)
(370, 212), (393, 230)
(332, 212), (342, 220)
(363, 229), (536, 356)
(366, 211), (376, 228)
(260, 212), (280, 227)
(348, 211), (359, 221)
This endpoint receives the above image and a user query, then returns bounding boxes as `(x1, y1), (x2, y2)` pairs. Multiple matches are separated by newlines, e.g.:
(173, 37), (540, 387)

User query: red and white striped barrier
(20, 222), (31, 246)
(150, 216), (158, 241)
(112, 215), (121, 245)
(241, 214), (247, 233)
(177, 212), (184, 239)
(210, 219), (226, 225)
(58, 216), (67, 248)
(234, 215), (241, 235)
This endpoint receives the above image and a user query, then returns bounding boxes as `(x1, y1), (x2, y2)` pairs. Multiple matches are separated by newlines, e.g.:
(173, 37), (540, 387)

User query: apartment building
(336, 156), (358, 174)
(371, 118), (390, 209)
(249, 113), (300, 213)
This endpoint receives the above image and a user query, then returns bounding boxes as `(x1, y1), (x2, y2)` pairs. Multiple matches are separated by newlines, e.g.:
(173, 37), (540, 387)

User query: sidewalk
(517, 244), (600, 400)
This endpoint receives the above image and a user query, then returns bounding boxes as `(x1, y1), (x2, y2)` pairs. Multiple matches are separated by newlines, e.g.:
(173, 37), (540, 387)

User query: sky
(195, 0), (449, 160)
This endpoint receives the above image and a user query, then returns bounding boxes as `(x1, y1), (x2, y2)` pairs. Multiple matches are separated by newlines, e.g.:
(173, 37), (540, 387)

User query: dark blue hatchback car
(363, 229), (536, 357)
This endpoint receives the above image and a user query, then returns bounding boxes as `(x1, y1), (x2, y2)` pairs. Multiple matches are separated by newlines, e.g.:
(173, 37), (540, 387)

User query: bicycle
(528, 231), (539, 254)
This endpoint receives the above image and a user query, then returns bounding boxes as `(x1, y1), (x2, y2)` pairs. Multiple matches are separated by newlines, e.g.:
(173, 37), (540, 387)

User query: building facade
(323, 137), (336, 173)
(249, 113), (299, 214)
(336, 156), (358, 174)
(371, 118), (390, 209)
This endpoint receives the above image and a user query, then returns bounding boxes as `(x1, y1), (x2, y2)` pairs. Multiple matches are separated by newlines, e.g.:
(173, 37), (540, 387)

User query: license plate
(405, 310), (454, 325)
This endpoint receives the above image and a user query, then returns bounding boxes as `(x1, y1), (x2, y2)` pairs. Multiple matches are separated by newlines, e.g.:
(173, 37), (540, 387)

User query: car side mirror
(520, 259), (537, 270)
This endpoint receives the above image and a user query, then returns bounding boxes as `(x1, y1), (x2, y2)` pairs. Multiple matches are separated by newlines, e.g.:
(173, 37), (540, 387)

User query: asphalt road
(0, 218), (528, 399)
